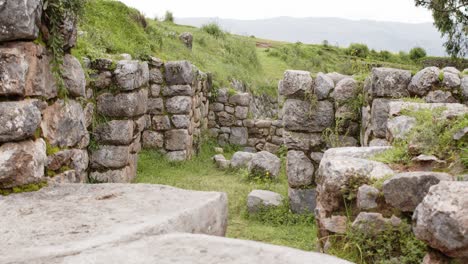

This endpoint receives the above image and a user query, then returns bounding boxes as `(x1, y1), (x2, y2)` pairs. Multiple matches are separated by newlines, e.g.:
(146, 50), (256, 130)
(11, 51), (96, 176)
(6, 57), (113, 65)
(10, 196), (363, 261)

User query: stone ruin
(1, 0), (468, 263)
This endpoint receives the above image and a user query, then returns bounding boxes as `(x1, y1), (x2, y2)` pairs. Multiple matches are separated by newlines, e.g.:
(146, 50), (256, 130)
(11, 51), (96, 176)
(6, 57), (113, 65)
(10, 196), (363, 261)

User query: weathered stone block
(357, 185), (379, 210)
(369, 68), (411, 98)
(247, 190), (283, 213)
(171, 115), (191, 129)
(371, 98), (390, 138)
(283, 99), (334, 133)
(0, 0), (42, 42)
(315, 72), (334, 100)
(166, 96), (192, 114)
(230, 127), (248, 145)
(94, 120), (134, 145)
(114, 60), (149, 91)
(229, 93), (250, 106)
(97, 89), (148, 117)
(147, 97), (164, 115)
(90, 145), (131, 170)
(288, 188), (317, 214)
(235, 106), (249, 119)
(152, 115), (171, 131)
(164, 61), (194, 85)
(149, 68), (164, 84)
(142, 131), (164, 149)
(0, 139), (46, 188)
(283, 131), (323, 151)
(332, 78), (358, 103)
(0, 100), (41, 143)
(165, 129), (189, 151)
(41, 100), (88, 148)
(248, 151), (281, 179)
(287, 151), (314, 188)
(162, 85), (194, 96)
(62, 54), (86, 97)
(408, 67), (440, 96)
(280, 70), (313, 97)
(47, 149), (89, 183)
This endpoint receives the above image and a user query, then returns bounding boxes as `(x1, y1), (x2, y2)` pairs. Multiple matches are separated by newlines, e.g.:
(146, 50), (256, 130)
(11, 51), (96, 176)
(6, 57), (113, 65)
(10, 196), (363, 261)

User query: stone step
(47, 233), (352, 264)
(0, 184), (228, 263)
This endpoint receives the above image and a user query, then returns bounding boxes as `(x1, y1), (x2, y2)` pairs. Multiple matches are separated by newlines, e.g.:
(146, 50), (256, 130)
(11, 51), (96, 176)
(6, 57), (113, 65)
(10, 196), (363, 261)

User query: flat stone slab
(0, 184), (228, 264)
(50, 233), (352, 264)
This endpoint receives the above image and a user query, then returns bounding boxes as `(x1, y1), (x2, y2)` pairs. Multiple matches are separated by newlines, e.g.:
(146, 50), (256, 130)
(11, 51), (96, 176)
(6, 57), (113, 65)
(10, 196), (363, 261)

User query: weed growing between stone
(136, 140), (317, 251)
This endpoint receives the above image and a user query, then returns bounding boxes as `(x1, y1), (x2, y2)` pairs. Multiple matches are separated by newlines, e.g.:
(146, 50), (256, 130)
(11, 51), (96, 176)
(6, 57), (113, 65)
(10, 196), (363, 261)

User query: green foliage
(346, 43), (370, 58)
(201, 23), (225, 39)
(136, 139), (317, 250)
(409, 47), (427, 61)
(163, 11), (174, 23)
(247, 202), (315, 226)
(328, 220), (427, 264)
(46, 142), (61, 156)
(0, 182), (48, 196)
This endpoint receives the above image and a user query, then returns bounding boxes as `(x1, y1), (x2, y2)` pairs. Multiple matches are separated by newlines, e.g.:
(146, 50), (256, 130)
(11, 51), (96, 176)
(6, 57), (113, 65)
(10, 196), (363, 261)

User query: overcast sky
(119, 0), (433, 23)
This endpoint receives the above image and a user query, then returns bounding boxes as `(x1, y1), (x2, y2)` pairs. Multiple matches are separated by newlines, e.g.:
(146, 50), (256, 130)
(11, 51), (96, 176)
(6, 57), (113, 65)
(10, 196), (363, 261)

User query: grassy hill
(74, 0), (426, 96)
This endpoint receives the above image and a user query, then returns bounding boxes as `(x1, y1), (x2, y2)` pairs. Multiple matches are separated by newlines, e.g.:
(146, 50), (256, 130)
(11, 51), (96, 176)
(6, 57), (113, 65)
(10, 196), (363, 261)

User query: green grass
(74, 0), (423, 97)
(135, 140), (317, 251)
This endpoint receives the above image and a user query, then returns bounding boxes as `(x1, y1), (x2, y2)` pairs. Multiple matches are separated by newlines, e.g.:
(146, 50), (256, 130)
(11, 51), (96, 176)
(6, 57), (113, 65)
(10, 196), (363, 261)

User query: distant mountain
(176, 17), (446, 56)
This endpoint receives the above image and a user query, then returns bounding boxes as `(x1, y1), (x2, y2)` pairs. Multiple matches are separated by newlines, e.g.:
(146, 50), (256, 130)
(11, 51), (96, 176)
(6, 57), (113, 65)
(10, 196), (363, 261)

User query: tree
(414, 0), (468, 57)
(409, 47), (427, 61)
(164, 11), (174, 23)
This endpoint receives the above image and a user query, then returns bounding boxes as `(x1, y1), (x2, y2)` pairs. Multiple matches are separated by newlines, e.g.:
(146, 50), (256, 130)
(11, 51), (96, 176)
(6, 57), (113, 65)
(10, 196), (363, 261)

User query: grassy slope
(136, 142), (317, 250)
(74, 0), (421, 97)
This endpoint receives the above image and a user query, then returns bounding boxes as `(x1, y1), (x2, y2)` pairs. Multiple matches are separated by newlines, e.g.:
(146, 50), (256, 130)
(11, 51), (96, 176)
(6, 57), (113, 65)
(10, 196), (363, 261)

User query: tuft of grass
(201, 23), (225, 39)
(136, 139), (317, 250)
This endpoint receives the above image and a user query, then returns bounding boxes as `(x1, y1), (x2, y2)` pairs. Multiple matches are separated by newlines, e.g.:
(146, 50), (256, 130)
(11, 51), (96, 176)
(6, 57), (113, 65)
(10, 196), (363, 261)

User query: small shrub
(201, 23), (225, 39)
(163, 11), (174, 23)
(247, 202), (314, 226)
(409, 47), (427, 61)
(346, 43), (370, 58)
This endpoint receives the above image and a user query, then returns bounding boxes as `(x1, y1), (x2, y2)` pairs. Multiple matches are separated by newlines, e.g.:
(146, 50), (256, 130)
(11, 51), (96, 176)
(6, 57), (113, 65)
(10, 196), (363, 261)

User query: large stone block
(165, 129), (190, 151)
(383, 172), (453, 212)
(0, 0), (42, 42)
(369, 68), (411, 98)
(62, 54), (86, 97)
(247, 190), (283, 213)
(97, 89), (148, 117)
(248, 151), (281, 179)
(162, 85), (194, 96)
(371, 98), (390, 138)
(288, 188), (317, 214)
(47, 149), (89, 183)
(0, 184), (229, 263)
(0, 42), (57, 98)
(164, 61), (194, 85)
(90, 145), (131, 170)
(332, 78), (358, 103)
(149, 68), (164, 84)
(230, 151), (254, 169)
(152, 115), (171, 131)
(89, 165), (135, 183)
(283, 99), (334, 133)
(408, 67), (440, 96)
(147, 97), (164, 115)
(114, 60), (149, 91)
(230, 127), (248, 145)
(94, 120), (134, 145)
(142, 131), (164, 149)
(0, 100), (41, 143)
(171, 115), (191, 129)
(41, 100), (88, 148)
(280, 70), (313, 97)
(413, 181), (468, 258)
(0, 139), (46, 188)
(283, 131), (324, 151)
(166, 96), (192, 114)
(229, 93), (250, 106)
(315, 72), (334, 100)
(287, 151), (314, 188)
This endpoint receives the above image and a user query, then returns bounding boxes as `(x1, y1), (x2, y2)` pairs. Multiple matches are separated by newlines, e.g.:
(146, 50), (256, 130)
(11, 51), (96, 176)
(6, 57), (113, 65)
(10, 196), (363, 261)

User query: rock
(0, 184), (228, 263)
(283, 99), (334, 133)
(97, 89), (148, 117)
(179, 32), (193, 49)
(352, 213), (401, 235)
(422, 251), (450, 264)
(442, 72), (461, 88)
(93, 71), (112, 89)
(89, 164), (137, 183)
(315, 72), (334, 100)
(229, 93), (250, 106)
(287, 151), (314, 188)
(326, 72), (350, 85)
(453, 127), (468, 140)
(59, 12), (78, 51)
(386, 115), (416, 141)
(83, 103), (95, 128)
(322, 146), (391, 161)
(94, 120), (134, 145)
(171, 115), (190, 129)
(166, 151), (188, 162)
(165, 129), (189, 151)
(0, 100), (41, 143)
(0, 139), (46, 188)
(148, 57), (164, 68)
(91, 58), (114, 71)
(162, 85), (194, 96)
(371, 98), (390, 138)
(235, 106), (249, 119)
(47, 149), (88, 183)
(91, 145), (131, 170)
(310, 152), (324, 164)
(442, 67), (460, 75)
(283, 131), (323, 151)
(216, 88), (229, 103)
(0, 0), (42, 42)
(142, 131), (164, 149)
(280, 70), (313, 97)
(461, 77), (468, 101)
(166, 96), (192, 114)
(152, 115), (171, 131)
(248, 151), (281, 179)
(230, 127), (248, 145)
(357, 184), (379, 210)
(61, 54), (86, 97)
(217, 111), (236, 127)
(369, 68), (411, 98)
(322, 215), (348, 234)
(412, 154), (445, 164)
(383, 172), (453, 212)
(0, 42), (57, 98)
(114, 60), (149, 91)
(43, 233), (352, 264)
(213, 154), (230, 169)
(408, 67), (440, 96)
(164, 61), (194, 85)
(247, 190), (283, 213)
(211, 102), (224, 112)
(41, 100), (88, 148)
(369, 138), (390, 147)
(425, 90), (457, 103)
(413, 181), (468, 258)
(146, 97), (164, 115)
(264, 143), (280, 154)
(332, 78), (357, 103)
(288, 188), (317, 214)
(387, 101), (468, 120)
(317, 156), (394, 213)
(149, 68), (164, 84)
(231, 151), (254, 169)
